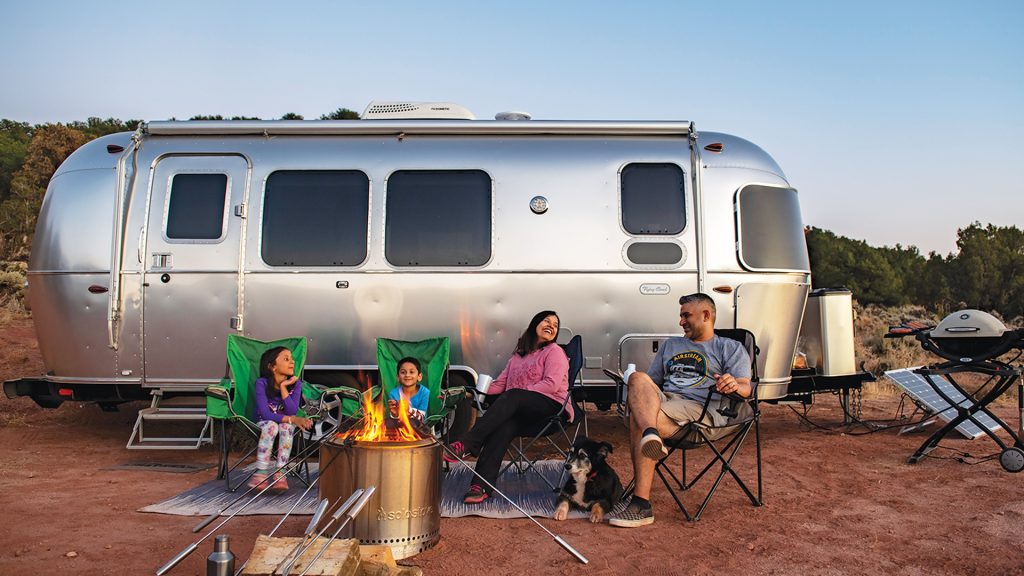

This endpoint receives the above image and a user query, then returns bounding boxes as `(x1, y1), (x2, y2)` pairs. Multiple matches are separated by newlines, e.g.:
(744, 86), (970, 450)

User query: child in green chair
(251, 346), (314, 492)
(388, 356), (430, 422)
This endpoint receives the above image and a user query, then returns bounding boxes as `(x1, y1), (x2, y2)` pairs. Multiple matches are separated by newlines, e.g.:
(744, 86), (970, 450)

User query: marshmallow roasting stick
(439, 442), (589, 564)
(289, 486), (377, 576)
(276, 488), (367, 576)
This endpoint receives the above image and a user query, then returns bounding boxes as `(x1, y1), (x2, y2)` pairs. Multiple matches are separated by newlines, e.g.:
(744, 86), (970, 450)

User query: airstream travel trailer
(6, 102), (839, 436)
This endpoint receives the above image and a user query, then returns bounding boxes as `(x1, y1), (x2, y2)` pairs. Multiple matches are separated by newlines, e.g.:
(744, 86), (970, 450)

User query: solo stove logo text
(377, 505), (434, 521)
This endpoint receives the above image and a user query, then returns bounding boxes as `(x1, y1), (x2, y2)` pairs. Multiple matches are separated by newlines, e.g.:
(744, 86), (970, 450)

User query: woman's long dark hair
(514, 310), (559, 357)
(260, 346), (289, 398)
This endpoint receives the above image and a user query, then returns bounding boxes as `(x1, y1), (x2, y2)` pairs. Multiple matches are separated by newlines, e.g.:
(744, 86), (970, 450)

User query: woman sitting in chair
(251, 346), (314, 492)
(445, 310), (572, 503)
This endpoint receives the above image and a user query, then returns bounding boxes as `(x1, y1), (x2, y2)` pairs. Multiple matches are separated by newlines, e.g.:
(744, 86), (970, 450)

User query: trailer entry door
(143, 155), (248, 387)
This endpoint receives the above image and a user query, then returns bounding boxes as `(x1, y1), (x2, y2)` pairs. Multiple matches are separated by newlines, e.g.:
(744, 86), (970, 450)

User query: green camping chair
(376, 337), (468, 438)
(206, 335), (361, 491)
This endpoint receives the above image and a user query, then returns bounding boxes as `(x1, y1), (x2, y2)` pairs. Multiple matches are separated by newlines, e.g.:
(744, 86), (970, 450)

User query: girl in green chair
(251, 346), (314, 492)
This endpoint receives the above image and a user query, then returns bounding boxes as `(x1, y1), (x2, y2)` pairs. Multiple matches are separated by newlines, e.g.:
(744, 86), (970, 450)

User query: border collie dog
(554, 436), (624, 523)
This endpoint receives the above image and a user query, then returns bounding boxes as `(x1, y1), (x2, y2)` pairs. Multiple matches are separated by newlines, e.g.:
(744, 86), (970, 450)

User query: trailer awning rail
(144, 120), (694, 137)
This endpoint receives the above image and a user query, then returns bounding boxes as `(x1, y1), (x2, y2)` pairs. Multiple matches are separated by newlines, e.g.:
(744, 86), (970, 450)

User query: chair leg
(216, 420), (229, 480)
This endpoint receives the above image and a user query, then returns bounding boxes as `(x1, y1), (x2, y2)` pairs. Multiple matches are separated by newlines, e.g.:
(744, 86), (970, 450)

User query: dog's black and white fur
(554, 436), (624, 523)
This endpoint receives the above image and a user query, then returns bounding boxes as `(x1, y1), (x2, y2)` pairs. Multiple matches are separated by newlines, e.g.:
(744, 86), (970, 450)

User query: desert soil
(2, 315), (1023, 576)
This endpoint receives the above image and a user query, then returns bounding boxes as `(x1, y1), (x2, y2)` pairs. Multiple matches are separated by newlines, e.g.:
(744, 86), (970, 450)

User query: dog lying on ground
(554, 436), (624, 523)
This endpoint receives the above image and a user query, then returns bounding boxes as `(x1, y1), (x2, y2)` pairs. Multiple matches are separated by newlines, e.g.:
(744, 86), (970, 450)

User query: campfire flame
(338, 389), (427, 443)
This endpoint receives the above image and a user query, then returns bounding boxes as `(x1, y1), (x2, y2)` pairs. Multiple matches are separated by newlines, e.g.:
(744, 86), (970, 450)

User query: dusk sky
(2, 0), (1020, 256)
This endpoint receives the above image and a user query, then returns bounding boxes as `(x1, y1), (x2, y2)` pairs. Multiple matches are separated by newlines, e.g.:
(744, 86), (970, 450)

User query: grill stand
(907, 362), (1024, 472)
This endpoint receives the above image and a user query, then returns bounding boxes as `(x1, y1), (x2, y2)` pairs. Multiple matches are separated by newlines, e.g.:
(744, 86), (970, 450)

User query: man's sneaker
(463, 484), (490, 504)
(443, 441), (469, 463)
(608, 502), (654, 528)
(640, 431), (668, 460)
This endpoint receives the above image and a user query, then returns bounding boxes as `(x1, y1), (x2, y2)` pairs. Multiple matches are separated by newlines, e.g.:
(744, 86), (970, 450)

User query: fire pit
(318, 393), (441, 560)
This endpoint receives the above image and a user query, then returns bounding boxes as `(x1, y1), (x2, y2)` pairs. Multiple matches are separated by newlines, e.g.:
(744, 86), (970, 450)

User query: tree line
(807, 225), (1024, 319)
(1, 114), (1021, 319)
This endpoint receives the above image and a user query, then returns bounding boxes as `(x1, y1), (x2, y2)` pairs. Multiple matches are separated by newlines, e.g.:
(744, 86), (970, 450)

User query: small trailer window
(262, 170), (370, 266)
(621, 163), (686, 235)
(385, 170), (491, 266)
(166, 173), (228, 240)
(736, 185), (810, 272)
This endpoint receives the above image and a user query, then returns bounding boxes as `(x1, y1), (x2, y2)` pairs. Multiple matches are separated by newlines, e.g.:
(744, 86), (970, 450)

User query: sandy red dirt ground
(2, 315), (1024, 576)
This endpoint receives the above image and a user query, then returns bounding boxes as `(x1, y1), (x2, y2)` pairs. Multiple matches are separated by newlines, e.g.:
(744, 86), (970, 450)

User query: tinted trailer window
(385, 170), (492, 266)
(621, 163), (686, 235)
(736, 184), (810, 272)
(261, 170), (370, 266)
(166, 173), (228, 240)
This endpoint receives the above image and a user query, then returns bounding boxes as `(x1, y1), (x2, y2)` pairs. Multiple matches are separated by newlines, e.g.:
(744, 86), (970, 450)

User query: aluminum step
(127, 390), (214, 450)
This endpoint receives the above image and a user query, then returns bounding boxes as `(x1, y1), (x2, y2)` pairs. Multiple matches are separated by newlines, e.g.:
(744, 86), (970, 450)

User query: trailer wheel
(305, 372), (363, 441)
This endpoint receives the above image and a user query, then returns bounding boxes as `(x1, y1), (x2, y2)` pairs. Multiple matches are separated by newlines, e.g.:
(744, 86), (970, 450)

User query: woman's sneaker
(608, 502), (654, 528)
(462, 484), (490, 504)
(443, 441), (469, 463)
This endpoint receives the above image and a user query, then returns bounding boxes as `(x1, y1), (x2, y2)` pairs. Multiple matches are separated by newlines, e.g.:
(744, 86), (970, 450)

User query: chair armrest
(205, 385), (231, 402)
(316, 385), (363, 403)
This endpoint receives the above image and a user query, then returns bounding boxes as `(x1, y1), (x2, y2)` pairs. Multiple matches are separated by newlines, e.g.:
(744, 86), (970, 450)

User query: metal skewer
(191, 433), (336, 533)
(439, 442), (588, 564)
(157, 432), (347, 575)
(295, 486), (376, 576)
(276, 489), (366, 576)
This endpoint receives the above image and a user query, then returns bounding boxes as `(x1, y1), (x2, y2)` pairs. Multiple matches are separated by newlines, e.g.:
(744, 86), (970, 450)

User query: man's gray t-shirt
(647, 335), (752, 403)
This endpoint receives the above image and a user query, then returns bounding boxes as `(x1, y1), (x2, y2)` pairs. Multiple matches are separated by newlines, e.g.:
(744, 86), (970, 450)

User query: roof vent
(495, 111), (532, 121)
(362, 101), (476, 120)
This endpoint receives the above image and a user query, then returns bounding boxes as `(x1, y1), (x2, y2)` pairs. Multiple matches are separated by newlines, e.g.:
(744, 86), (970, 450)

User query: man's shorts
(660, 391), (749, 441)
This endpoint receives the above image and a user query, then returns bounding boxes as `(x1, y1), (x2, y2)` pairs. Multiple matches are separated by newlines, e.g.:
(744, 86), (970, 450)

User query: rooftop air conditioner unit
(361, 101), (476, 120)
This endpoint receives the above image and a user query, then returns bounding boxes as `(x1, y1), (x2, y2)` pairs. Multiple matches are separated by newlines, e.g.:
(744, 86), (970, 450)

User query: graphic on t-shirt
(666, 350), (709, 389)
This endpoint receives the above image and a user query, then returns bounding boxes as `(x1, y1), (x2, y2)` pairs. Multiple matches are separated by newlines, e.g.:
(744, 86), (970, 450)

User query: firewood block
(241, 535), (360, 576)
(358, 560), (423, 576)
(358, 545), (396, 567)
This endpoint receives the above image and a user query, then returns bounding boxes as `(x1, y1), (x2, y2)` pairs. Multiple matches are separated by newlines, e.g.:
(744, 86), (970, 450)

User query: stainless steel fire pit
(319, 436), (441, 559)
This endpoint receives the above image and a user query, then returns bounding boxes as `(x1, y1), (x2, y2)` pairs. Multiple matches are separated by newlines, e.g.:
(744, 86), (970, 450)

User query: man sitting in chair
(609, 292), (753, 528)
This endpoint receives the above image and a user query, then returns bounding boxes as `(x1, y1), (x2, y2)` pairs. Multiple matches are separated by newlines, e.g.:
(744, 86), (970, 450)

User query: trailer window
(621, 163), (686, 235)
(736, 185), (810, 272)
(385, 170), (491, 266)
(262, 170), (370, 266)
(166, 173), (228, 240)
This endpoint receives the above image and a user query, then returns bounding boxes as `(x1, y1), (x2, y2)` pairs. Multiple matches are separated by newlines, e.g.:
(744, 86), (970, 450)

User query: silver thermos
(207, 534), (235, 576)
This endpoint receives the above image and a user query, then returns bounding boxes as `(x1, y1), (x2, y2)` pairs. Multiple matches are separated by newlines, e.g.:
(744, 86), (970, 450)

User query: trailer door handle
(88, 285), (109, 294)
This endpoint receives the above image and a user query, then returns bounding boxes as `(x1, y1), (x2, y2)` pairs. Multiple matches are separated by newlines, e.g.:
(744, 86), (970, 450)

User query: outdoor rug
(139, 463), (324, 517)
(141, 460), (623, 520)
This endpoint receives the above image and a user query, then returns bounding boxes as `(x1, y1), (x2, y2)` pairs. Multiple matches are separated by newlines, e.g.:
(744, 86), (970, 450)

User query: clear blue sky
(2, 0), (1021, 256)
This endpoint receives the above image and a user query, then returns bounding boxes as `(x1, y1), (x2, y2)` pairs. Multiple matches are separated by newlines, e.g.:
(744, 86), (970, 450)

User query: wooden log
(358, 545), (396, 567)
(241, 535), (360, 576)
(357, 560), (423, 576)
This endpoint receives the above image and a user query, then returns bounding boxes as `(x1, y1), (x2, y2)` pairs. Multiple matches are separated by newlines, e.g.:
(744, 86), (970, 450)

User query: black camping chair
(498, 334), (588, 491)
(608, 328), (762, 521)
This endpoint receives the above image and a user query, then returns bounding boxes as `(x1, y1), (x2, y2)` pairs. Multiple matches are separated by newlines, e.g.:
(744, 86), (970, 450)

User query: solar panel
(884, 367), (1001, 440)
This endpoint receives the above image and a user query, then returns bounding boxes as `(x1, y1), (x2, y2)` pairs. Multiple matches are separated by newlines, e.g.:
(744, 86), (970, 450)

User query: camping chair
(609, 328), (762, 521)
(205, 335), (361, 491)
(376, 337), (468, 439)
(499, 335), (588, 491)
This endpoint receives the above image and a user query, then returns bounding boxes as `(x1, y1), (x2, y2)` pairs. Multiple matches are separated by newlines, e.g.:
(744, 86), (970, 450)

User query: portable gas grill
(887, 309), (1024, 472)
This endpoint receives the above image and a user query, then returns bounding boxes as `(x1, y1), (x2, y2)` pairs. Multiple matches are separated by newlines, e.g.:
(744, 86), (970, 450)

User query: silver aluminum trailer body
(11, 120), (810, 407)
